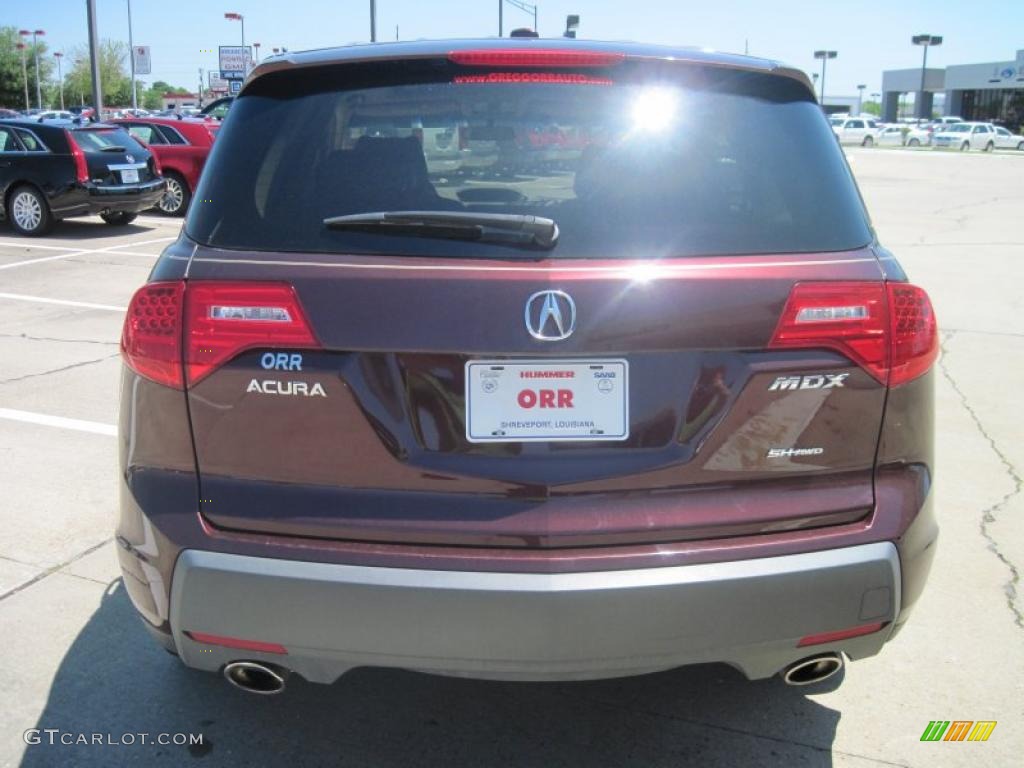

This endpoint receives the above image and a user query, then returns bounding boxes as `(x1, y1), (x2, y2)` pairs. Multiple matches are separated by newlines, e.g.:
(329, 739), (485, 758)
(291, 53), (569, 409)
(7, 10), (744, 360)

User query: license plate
(465, 359), (629, 443)
(120, 169), (139, 183)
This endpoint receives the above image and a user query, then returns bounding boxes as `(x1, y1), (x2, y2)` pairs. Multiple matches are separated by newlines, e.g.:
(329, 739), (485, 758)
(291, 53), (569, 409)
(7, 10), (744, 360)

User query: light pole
(127, 0), (137, 110)
(811, 72), (819, 99)
(370, 1), (376, 42)
(32, 30), (45, 109)
(16, 40), (29, 111)
(224, 12), (244, 46)
(871, 92), (880, 117)
(54, 52), (65, 109)
(813, 50), (837, 110)
(564, 14), (579, 38)
(86, 0), (103, 117)
(498, 0), (503, 36)
(912, 35), (942, 120)
(856, 84), (866, 115)
(253, 42), (260, 62)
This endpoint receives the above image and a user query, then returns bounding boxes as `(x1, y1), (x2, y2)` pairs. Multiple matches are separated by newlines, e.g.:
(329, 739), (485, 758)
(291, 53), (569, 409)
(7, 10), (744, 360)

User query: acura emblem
(125, 154), (135, 163)
(525, 290), (576, 341)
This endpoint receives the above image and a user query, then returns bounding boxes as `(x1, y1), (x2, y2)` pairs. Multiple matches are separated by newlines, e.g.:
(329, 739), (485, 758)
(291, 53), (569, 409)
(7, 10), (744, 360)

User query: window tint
(156, 124), (188, 144)
(996, 127), (1011, 136)
(848, 120), (864, 129)
(71, 128), (145, 153)
(14, 129), (46, 151)
(188, 63), (871, 259)
(0, 127), (19, 152)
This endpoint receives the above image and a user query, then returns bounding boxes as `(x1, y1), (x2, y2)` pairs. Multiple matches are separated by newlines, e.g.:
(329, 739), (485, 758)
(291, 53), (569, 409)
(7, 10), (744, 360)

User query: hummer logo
(769, 374), (849, 391)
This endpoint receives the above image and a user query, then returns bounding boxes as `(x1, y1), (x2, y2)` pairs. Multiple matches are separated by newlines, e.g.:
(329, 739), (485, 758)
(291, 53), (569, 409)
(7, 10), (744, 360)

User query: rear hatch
(180, 50), (887, 549)
(69, 125), (157, 186)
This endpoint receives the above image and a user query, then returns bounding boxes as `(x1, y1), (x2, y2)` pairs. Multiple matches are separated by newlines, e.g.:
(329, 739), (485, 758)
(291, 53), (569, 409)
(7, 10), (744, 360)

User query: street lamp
(370, 1), (376, 42)
(16, 41), (29, 111)
(31, 30), (45, 109)
(54, 52), (65, 110)
(911, 35), (942, 120)
(564, 14), (579, 38)
(224, 12), (244, 46)
(856, 84), (866, 115)
(127, 0), (137, 110)
(252, 42), (260, 62)
(813, 50), (837, 110)
(871, 91), (880, 117)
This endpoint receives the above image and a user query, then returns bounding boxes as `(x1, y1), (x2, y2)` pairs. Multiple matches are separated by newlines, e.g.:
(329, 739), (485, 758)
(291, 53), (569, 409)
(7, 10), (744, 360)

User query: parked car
(876, 125), (905, 146)
(0, 108), (21, 119)
(830, 116), (877, 146)
(932, 122), (998, 151)
(992, 125), (1024, 150)
(904, 123), (934, 147)
(110, 116), (218, 215)
(35, 110), (77, 121)
(0, 119), (164, 235)
(118, 40), (938, 693)
(199, 97), (233, 120)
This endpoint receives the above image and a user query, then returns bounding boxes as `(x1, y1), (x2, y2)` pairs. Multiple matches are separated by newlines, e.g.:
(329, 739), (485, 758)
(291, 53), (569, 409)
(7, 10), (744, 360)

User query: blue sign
(229, 80), (242, 94)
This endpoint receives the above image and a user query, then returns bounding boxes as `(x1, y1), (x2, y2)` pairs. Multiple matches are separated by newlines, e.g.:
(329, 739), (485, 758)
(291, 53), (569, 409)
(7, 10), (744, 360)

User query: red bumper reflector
(448, 49), (625, 68)
(186, 631), (288, 655)
(454, 72), (612, 85)
(797, 622), (885, 647)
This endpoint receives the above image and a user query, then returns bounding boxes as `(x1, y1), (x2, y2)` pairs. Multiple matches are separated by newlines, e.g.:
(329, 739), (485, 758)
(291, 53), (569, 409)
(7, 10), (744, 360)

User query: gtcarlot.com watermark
(24, 729), (204, 747)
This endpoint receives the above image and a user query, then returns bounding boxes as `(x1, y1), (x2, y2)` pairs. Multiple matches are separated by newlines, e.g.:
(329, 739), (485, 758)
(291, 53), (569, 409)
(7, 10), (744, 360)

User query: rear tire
(100, 211), (138, 226)
(862, 135), (874, 147)
(984, 141), (994, 153)
(7, 185), (54, 236)
(908, 138), (920, 147)
(157, 173), (190, 216)
(1018, 141), (1024, 151)
(960, 141), (970, 152)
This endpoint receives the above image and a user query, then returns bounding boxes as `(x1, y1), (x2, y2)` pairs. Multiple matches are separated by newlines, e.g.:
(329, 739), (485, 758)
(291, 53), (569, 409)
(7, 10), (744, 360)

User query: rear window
(187, 60), (871, 259)
(71, 128), (146, 153)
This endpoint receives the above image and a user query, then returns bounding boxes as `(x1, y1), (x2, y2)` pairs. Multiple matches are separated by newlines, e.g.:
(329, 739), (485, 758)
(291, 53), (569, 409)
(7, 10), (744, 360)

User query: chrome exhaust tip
(782, 653), (844, 686)
(223, 661), (288, 695)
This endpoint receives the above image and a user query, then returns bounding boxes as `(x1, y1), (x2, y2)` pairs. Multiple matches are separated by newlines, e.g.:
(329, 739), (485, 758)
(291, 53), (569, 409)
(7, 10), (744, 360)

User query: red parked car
(110, 116), (218, 215)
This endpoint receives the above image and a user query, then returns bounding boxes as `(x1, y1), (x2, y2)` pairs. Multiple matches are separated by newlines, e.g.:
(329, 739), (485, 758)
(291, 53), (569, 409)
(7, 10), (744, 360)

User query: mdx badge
(525, 290), (576, 341)
(769, 373), (848, 391)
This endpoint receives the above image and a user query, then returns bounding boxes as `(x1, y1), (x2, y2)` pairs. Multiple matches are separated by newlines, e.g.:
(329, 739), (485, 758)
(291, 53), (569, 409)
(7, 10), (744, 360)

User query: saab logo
(769, 374), (849, 391)
(246, 379), (326, 397)
(920, 720), (997, 742)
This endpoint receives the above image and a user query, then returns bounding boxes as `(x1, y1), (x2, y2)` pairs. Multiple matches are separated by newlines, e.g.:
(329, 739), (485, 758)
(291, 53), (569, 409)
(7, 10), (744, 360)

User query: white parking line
(0, 293), (126, 312)
(0, 408), (116, 436)
(0, 237), (174, 270)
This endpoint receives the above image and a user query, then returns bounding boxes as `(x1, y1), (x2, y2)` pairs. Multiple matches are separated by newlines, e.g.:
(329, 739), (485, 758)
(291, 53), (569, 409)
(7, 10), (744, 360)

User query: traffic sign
(229, 80), (242, 94)
(133, 46), (151, 75)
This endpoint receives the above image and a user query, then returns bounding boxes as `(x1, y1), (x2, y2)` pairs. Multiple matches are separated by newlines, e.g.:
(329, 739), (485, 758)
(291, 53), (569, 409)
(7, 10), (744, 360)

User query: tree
(141, 80), (191, 110)
(0, 27), (54, 109)
(63, 39), (131, 107)
(861, 101), (881, 117)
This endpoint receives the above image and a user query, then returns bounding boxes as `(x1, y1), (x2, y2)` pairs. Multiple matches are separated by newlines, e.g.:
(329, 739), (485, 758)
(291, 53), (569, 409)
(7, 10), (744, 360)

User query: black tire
(100, 211), (138, 226)
(960, 141), (971, 152)
(7, 184), (54, 236)
(984, 141), (995, 153)
(908, 138), (920, 147)
(862, 135), (874, 147)
(157, 172), (191, 216)
(1018, 141), (1024, 151)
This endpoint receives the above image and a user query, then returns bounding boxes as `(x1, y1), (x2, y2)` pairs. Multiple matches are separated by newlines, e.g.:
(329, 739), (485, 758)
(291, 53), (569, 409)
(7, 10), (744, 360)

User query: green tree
(63, 39), (131, 107)
(0, 27), (55, 109)
(141, 80), (191, 110)
(862, 101), (881, 117)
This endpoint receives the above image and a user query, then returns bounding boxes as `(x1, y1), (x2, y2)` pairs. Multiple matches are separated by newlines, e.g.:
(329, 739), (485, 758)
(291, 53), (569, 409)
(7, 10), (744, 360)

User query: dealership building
(881, 49), (1024, 127)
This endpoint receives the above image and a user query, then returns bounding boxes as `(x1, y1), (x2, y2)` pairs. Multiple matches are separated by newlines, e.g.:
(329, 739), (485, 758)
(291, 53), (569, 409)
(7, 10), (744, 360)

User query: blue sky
(10, 1), (1024, 96)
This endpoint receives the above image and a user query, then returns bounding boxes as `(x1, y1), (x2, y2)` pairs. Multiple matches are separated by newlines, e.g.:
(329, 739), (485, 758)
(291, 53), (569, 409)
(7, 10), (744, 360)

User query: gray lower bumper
(168, 542), (900, 683)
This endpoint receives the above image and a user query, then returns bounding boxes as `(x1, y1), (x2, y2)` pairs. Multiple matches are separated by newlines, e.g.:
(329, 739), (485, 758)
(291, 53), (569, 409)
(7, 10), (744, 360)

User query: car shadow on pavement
(21, 581), (843, 767)
(0, 219), (158, 241)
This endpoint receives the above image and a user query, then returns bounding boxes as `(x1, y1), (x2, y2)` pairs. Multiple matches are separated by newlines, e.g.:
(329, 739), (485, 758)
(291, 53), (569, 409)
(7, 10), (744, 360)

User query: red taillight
(454, 73), (612, 85)
(121, 281), (320, 389)
(64, 130), (89, 183)
(184, 282), (319, 385)
(797, 622), (886, 647)
(769, 281), (937, 387)
(448, 49), (625, 68)
(186, 631), (287, 655)
(121, 281), (186, 389)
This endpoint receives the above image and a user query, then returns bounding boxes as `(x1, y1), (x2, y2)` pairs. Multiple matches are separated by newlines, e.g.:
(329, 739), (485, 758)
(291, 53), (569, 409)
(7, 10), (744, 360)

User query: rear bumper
(51, 179), (165, 217)
(168, 541), (900, 683)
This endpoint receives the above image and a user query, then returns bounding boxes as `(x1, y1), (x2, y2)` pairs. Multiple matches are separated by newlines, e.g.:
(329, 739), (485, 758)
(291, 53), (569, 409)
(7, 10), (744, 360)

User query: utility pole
(370, 0), (376, 42)
(813, 50), (837, 110)
(86, 0), (103, 117)
(16, 41), (29, 111)
(499, 0), (503, 36)
(912, 35), (942, 120)
(54, 52), (65, 109)
(127, 0), (137, 110)
(32, 31), (46, 109)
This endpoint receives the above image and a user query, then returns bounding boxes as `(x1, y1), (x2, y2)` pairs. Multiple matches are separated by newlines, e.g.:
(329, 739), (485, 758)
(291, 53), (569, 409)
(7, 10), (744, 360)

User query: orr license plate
(465, 359), (629, 443)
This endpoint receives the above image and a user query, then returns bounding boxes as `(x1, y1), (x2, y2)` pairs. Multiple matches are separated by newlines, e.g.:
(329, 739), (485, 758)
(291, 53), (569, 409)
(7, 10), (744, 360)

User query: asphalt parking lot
(0, 148), (1022, 767)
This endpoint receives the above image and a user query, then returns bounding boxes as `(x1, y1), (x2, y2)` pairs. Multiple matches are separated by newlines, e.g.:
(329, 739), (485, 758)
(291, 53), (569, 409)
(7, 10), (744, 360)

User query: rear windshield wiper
(323, 211), (559, 250)
(98, 146), (126, 152)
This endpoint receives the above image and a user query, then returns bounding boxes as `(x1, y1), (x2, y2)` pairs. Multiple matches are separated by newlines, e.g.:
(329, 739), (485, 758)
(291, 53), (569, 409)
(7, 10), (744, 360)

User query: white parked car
(932, 122), (999, 152)
(35, 110), (76, 121)
(830, 116), (877, 147)
(992, 125), (1024, 151)
(904, 123), (934, 147)
(876, 125), (905, 146)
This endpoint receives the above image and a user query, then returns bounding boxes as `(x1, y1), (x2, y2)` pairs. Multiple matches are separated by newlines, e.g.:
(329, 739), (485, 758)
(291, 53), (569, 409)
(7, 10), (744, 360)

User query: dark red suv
(117, 40), (938, 694)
